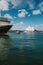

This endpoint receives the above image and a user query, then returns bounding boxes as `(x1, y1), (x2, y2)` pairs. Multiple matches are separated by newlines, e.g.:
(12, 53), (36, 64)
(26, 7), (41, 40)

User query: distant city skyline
(0, 0), (43, 31)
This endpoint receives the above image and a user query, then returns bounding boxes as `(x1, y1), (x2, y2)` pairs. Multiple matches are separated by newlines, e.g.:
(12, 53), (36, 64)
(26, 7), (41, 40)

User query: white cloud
(10, 0), (35, 9)
(0, 0), (9, 11)
(27, 0), (35, 9)
(11, 21), (14, 24)
(15, 22), (24, 26)
(4, 14), (17, 19)
(40, 24), (43, 26)
(10, 0), (22, 8)
(25, 26), (34, 32)
(14, 16), (17, 19)
(28, 14), (31, 16)
(32, 10), (41, 15)
(4, 14), (13, 19)
(11, 22), (24, 30)
(0, 0), (35, 10)
(39, 2), (43, 11)
(34, 24), (43, 31)
(18, 9), (28, 18)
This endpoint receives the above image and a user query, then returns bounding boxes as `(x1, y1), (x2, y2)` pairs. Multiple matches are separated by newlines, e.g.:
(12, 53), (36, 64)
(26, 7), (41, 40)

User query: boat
(0, 17), (12, 34)
(16, 30), (21, 34)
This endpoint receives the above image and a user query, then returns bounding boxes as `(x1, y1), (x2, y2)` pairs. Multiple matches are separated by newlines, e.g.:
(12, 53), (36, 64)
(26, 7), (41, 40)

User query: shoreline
(9, 30), (43, 33)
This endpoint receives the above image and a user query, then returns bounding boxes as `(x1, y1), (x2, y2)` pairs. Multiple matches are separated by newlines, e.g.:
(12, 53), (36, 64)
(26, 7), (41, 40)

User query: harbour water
(0, 32), (43, 65)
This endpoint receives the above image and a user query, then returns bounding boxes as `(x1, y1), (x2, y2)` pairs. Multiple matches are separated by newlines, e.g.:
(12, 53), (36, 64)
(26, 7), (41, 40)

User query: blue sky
(0, 0), (43, 30)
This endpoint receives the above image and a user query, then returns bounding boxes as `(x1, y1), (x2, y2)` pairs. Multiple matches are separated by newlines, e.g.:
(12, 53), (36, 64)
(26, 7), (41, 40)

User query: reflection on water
(0, 32), (43, 65)
(0, 35), (10, 65)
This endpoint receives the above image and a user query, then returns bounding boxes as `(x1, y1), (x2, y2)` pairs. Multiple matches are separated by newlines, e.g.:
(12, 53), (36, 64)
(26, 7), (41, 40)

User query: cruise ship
(0, 17), (12, 34)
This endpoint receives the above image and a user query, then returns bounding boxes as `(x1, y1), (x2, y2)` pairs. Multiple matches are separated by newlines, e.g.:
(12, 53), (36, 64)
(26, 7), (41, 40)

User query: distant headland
(9, 29), (43, 34)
